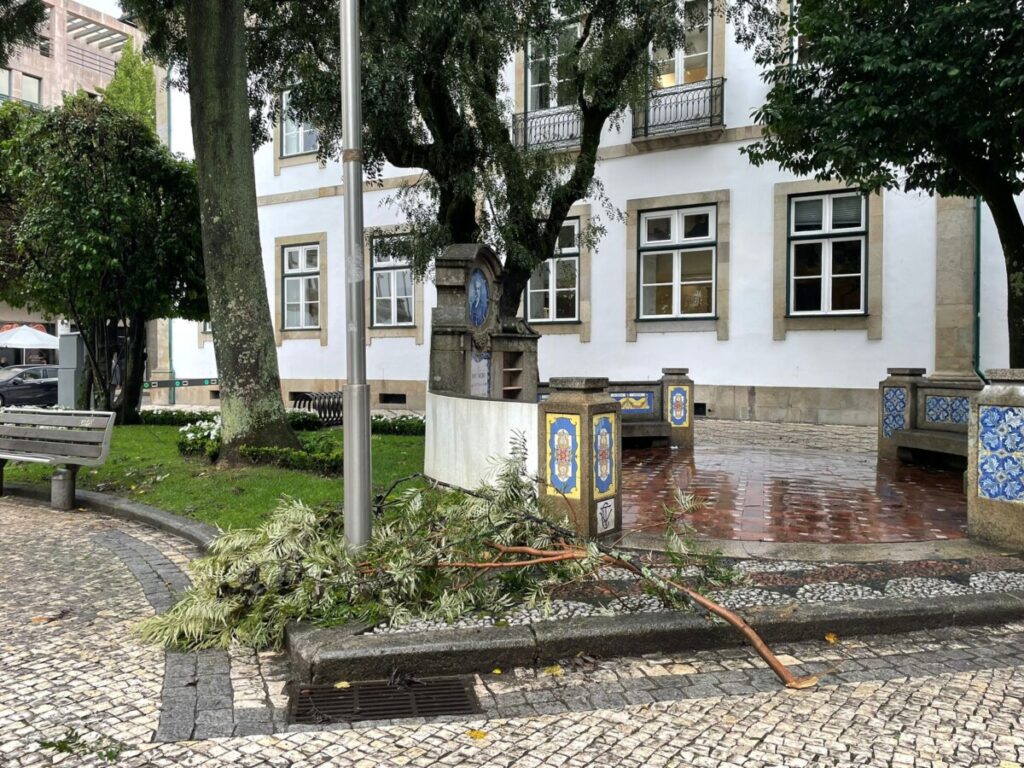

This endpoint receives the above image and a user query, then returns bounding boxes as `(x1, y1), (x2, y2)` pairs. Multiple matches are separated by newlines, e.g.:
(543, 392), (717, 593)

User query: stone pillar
(968, 369), (1024, 548)
(539, 378), (622, 538)
(145, 319), (173, 406)
(661, 368), (695, 449)
(934, 196), (979, 380)
(877, 368), (924, 459)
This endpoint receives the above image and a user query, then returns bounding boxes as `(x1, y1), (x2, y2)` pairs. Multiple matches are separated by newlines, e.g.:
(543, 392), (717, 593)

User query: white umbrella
(0, 325), (60, 350)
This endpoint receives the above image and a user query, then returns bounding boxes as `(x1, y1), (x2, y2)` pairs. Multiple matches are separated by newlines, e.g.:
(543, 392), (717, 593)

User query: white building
(157, 9), (1015, 426)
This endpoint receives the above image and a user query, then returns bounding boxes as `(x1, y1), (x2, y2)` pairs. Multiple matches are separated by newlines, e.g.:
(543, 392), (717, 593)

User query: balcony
(0, 94), (43, 110)
(632, 78), (725, 139)
(512, 106), (582, 150)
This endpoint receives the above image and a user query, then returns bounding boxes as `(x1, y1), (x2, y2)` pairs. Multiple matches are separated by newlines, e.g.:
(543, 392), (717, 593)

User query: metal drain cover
(292, 676), (482, 725)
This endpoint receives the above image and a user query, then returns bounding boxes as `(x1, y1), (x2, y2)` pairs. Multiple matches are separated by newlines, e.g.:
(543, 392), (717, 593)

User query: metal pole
(340, 0), (372, 548)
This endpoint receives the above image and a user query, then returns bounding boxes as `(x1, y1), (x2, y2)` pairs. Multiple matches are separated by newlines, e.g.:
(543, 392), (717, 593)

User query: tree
(731, 0), (1024, 365)
(0, 0), (45, 68)
(120, 0), (299, 459)
(99, 39), (156, 131)
(0, 96), (207, 422)
(133, 0), (688, 325)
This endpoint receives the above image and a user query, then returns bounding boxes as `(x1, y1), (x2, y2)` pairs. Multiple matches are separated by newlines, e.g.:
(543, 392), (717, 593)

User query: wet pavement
(621, 420), (968, 544)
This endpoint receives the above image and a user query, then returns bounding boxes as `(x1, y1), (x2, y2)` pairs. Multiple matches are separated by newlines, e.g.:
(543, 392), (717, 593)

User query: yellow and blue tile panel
(546, 413), (581, 500)
(610, 391), (655, 416)
(592, 413), (617, 499)
(667, 385), (690, 428)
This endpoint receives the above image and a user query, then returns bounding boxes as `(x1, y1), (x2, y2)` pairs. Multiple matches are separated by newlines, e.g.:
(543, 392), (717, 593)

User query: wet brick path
(622, 419), (968, 543)
(2, 497), (1024, 766)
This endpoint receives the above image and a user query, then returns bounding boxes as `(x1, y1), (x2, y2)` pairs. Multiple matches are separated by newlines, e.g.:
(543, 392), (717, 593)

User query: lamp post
(339, 0), (372, 548)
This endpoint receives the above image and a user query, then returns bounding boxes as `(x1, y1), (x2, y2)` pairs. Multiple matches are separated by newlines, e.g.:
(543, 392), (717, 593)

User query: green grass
(4, 425), (425, 530)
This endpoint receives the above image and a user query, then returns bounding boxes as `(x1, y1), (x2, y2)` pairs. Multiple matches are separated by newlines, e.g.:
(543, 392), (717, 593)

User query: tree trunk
(182, 0), (298, 462)
(985, 191), (1024, 369)
(118, 313), (146, 425)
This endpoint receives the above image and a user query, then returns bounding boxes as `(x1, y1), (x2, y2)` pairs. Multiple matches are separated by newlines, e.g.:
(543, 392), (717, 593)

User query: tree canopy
(0, 95), (206, 420)
(0, 0), (45, 68)
(733, 0), (1024, 363)
(100, 38), (157, 131)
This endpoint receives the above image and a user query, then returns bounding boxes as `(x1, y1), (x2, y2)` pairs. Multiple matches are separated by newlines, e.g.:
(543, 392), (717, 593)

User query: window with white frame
(0, 69), (10, 98)
(788, 191), (867, 315)
(282, 243), (321, 329)
(371, 236), (414, 327)
(527, 219), (579, 322)
(280, 90), (318, 157)
(651, 0), (711, 89)
(638, 205), (716, 319)
(21, 74), (40, 104)
(526, 23), (579, 111)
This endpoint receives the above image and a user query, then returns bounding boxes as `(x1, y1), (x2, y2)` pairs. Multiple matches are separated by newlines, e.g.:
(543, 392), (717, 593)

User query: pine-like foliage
(135, 437), (603, 650)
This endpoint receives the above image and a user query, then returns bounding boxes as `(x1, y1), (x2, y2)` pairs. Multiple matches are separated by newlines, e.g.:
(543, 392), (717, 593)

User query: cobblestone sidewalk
(3, 497), (1024, 767)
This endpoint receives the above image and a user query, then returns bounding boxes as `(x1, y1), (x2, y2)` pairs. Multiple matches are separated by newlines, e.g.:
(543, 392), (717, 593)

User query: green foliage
(371, 414), (426, 436)
(135, 442), (601, 649)
(143, 408), (323, 430)
(0, 0), (45, 68)
(39, 728), (124, 764)
(99, 39), (157, 130)
(176, 419), (221, 462)
(238, 440), (343, 475)
(287, 409), (324, 431)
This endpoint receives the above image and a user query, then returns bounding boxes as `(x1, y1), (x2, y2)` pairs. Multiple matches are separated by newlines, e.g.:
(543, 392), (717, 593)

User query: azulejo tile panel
(593, 414), (617, 499)
(925, 395), (970, 425)
(610, 391), (655, 416)
(667, 386), (690, 428)
(882, 386), (907, 438)
(978, 405), (1024, 502)
(546, 413), (581, 500)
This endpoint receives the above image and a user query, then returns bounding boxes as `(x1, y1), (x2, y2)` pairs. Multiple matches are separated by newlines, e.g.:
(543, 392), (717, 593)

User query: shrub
(176, 418), (221, 462)
(238, 444), (343, 475)
(286, 408), (323, 431)
(371, 414), (425, 435)
(146, 407), (323, 431)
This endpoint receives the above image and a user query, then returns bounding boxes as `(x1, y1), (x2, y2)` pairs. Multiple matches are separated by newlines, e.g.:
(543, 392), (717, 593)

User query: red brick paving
(621, 446), (968, 543)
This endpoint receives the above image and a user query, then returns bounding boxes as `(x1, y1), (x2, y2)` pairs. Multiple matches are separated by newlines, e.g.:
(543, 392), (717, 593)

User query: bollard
(51, 467), (78, 511)
(661, 368), (695, 450)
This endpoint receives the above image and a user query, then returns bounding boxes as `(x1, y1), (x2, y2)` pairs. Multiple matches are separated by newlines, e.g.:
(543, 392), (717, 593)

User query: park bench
(291, 391), (344, 426)
(0, 408), (115, 510)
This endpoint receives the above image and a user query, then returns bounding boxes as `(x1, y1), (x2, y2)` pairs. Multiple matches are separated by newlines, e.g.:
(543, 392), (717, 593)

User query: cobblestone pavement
(623, 419), (967, 543)
(4, 497), (1024, 767)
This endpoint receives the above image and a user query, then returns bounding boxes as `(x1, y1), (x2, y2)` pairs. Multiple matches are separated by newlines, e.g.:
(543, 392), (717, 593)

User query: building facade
(160, 8), (1015, 425)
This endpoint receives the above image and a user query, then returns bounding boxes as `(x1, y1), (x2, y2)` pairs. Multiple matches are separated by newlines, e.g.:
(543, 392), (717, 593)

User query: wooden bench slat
(0, 425), (108, 443)
(0, 436), (104, 461)
(0, 412), (111, 430)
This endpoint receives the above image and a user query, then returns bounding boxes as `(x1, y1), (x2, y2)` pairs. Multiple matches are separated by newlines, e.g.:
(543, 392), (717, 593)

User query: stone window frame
(272, 91), (321, 176)
(197, 319), (213, 348)
(273, 232), (328, 347)
(524, 203), (593, 343)
(526, 217), (581, 324)
(626, 189), (730, 342)
(637, 204), (718, 320)
(772, 179), (882, 340)
(363, 224), (425, 345)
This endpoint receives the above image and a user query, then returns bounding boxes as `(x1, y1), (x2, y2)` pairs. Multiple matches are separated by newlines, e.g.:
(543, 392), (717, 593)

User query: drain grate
(292, 676), (482, 725)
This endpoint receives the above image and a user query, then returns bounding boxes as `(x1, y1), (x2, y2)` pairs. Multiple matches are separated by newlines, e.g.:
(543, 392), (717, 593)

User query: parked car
(0, 365), (59, 407)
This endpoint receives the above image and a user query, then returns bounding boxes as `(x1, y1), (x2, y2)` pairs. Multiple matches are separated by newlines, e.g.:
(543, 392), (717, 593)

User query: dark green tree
(129, 0), (689, 323)
(99, 38), (156, 131)
(0, 96), (207, 422)
(732, 0), (1024, 365)
(0, 0), (45, 68)
(121, 0), (299, 459)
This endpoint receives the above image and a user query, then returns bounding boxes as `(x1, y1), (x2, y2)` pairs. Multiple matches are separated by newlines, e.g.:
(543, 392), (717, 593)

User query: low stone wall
(425, 391), (539, 490)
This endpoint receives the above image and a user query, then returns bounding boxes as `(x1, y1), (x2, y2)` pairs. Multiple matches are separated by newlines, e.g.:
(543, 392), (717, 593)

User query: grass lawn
(4, 425), (425, 530)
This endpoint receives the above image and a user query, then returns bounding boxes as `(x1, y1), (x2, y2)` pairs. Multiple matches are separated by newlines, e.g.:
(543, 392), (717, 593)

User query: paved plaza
(2, 496), (1024, 766)
(622, 420), (968, 543)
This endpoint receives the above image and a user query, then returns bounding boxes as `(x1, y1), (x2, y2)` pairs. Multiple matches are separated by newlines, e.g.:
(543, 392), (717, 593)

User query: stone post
(968, 369), (1024, 549)
(538, 378), (622, 538)
(661, 368), (695, 449)
(877, 368), (924, 459)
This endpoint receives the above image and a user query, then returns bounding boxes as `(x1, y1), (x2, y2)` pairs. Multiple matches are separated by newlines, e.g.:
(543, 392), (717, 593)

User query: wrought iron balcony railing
(512, 106), (582, 149)
(632, 77), (725, 139)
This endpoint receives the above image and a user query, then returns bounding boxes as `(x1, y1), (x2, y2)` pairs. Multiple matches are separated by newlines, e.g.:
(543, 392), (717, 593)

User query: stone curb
(4, 483), (218, 551)
(287, 590), (1024, 684)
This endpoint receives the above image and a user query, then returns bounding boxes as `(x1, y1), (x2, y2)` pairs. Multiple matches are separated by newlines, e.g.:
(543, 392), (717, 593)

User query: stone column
(968, 369), (1024, 549)
(145, 319), (173, 406)
(538, 378), (622, 538)
(934, 196), (979, 380)
(661, 368), (695, 449)
(877, 368), (924, 459)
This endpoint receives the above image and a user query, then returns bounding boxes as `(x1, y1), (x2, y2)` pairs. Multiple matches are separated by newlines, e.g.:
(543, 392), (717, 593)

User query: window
(201, 320), (212, 333)
(21, 74), (41, 104)
(0, 69), (9, 98)
(788, 191), (866, 315)
(638, 206), (716, 319)
(371, 236), (414, 327)
(280, 90), (318, 157)
(527, 23), (578, 111)
(527, 219), (580, 322)
(651, 0), (710, 89)
(282, 243), (320, 329)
